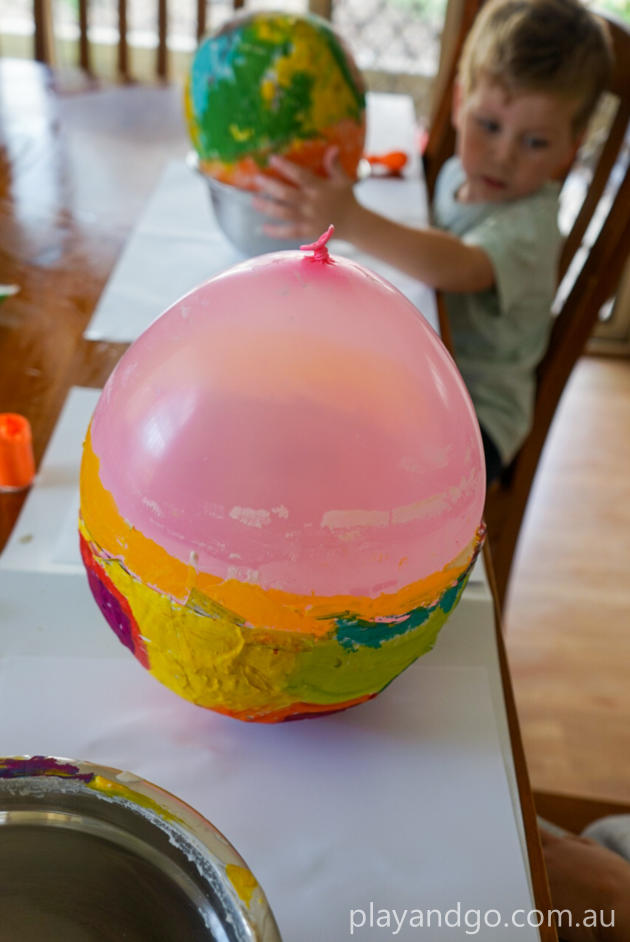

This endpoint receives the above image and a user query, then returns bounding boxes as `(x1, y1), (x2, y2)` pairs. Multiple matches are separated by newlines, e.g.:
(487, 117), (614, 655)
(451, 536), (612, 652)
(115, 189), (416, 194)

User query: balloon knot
(300, 225), (334, 263)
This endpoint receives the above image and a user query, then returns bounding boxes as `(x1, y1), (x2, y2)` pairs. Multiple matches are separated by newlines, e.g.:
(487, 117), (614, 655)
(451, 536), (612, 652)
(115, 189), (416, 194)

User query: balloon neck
(300, 225), (334, 263)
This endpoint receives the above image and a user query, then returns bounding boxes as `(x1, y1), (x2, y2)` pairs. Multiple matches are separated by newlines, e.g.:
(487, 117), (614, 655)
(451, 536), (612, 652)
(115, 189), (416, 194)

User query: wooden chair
(424, 4), (630, 613)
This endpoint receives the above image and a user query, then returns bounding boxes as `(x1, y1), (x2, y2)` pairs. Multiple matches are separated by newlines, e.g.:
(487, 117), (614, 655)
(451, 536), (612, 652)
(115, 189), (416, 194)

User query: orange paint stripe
(80, 426), (481, 636)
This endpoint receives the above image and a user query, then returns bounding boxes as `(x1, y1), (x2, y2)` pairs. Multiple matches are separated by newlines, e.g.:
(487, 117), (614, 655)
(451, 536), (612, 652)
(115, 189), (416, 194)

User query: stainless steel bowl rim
(0, 755), (282, 942)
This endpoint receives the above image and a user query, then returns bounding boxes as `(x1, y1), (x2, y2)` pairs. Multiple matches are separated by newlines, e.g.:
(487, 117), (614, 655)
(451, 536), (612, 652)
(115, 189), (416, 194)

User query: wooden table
(0, 58), (557, 940)
(0, 59), (187, 544)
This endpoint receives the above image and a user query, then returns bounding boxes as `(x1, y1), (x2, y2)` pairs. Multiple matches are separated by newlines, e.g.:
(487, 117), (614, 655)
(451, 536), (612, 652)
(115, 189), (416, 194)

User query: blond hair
(458, 0), (613, 131)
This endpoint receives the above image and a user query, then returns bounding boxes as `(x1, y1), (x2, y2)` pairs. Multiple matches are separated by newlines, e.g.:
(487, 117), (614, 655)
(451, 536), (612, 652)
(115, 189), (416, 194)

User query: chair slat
(548, 162), (630, 381)
(559, 100), (630, 280)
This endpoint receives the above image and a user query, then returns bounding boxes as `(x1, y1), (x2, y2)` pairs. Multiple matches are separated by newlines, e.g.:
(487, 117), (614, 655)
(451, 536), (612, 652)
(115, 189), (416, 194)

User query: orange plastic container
(0, 413), (36, 490)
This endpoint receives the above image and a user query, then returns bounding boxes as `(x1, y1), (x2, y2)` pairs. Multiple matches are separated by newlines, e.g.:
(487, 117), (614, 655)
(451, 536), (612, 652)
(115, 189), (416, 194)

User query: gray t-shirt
(432, 157), (561, 465)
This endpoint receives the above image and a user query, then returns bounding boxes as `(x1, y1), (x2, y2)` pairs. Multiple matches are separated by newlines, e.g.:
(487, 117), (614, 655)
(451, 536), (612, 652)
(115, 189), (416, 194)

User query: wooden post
(33, 0), (56, 64)
(308, 0), (333, 19)
(78, 0), (90, 72)
(118, 0), (129, 80)
(196, 0), (206, 42)
(157, 0), (168, 80)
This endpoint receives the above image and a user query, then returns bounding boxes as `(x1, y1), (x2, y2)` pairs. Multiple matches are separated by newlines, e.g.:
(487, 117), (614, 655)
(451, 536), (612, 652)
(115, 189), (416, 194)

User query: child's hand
(540, 826), (630, 941)
(252, 147), (359, 242)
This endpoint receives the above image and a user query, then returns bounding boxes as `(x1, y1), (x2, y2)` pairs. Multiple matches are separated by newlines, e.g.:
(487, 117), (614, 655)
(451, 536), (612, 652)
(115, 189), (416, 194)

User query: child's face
(452, 76), (580, 203)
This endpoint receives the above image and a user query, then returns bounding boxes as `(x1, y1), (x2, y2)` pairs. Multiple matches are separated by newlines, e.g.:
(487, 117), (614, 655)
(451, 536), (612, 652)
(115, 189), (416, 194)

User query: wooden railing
(33, 0), (338, 81)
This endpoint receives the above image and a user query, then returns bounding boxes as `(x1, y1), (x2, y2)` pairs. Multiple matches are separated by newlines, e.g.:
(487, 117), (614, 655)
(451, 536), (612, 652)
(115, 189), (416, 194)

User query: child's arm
(252, 152), (494, 294)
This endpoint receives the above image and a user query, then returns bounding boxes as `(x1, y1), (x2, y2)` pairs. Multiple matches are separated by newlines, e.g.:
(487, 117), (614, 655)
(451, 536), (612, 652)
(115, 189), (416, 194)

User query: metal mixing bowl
(187, 152), (301, 258)
(0, 756), (282, 942)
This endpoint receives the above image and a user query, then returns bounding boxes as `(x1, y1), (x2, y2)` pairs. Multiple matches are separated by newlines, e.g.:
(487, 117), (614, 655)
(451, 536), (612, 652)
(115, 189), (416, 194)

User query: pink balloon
(89, 241), (484, 599)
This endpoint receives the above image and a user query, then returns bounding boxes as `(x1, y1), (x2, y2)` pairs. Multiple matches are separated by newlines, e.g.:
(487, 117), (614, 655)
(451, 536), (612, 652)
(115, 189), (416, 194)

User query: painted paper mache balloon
(79, 229), (485, 723)
(184, 11), (366, 189)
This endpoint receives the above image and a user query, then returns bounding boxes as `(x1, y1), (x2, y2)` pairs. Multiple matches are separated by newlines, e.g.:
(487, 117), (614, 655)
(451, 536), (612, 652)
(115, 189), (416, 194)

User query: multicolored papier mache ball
(79, 228), (486, 723)
(184, 11), (366, 189)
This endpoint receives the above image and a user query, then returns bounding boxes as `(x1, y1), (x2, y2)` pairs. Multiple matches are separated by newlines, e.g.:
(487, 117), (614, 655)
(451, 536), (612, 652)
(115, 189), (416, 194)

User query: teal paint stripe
(334, 569), (470, 651)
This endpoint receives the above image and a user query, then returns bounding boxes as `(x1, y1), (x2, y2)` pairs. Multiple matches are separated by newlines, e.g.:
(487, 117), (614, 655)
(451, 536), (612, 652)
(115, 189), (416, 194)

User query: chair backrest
(424, 4), (630, 612)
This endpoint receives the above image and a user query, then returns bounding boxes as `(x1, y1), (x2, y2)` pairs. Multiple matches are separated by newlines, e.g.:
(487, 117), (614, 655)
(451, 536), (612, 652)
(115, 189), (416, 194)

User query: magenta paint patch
(0, 756), (94, 782)
(79, 532), (149, 667)
(85, 566), (137, 654)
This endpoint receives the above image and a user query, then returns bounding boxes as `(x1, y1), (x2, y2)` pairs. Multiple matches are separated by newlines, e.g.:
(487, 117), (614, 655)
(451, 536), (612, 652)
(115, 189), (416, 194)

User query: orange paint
(80, 427), (480, 636)
(199, 118), (365, 190)
(364, 150), (408, 175)
(208, 690), (376, 723)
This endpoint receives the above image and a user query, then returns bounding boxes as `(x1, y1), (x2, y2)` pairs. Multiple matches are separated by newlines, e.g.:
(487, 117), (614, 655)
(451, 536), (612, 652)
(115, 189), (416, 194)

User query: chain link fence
(333, 0), (443, 74)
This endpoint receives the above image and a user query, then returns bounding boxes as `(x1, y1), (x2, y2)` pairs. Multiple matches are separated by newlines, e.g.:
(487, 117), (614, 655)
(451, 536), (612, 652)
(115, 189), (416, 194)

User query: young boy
(252, 0), (613, 484)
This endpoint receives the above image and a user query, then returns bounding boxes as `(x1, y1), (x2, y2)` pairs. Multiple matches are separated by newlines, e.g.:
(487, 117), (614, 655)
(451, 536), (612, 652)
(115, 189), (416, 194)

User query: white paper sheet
(0, 653), (538, 940)
(0, 387), (100, 574)
(84, 93), (438, 343)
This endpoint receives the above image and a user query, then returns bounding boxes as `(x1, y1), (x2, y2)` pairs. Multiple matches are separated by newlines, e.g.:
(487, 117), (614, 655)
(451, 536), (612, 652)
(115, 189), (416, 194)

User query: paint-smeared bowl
(183, 11), (366, 190)
(188, 152), (300, 258)
(0, 756), (282, 942)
